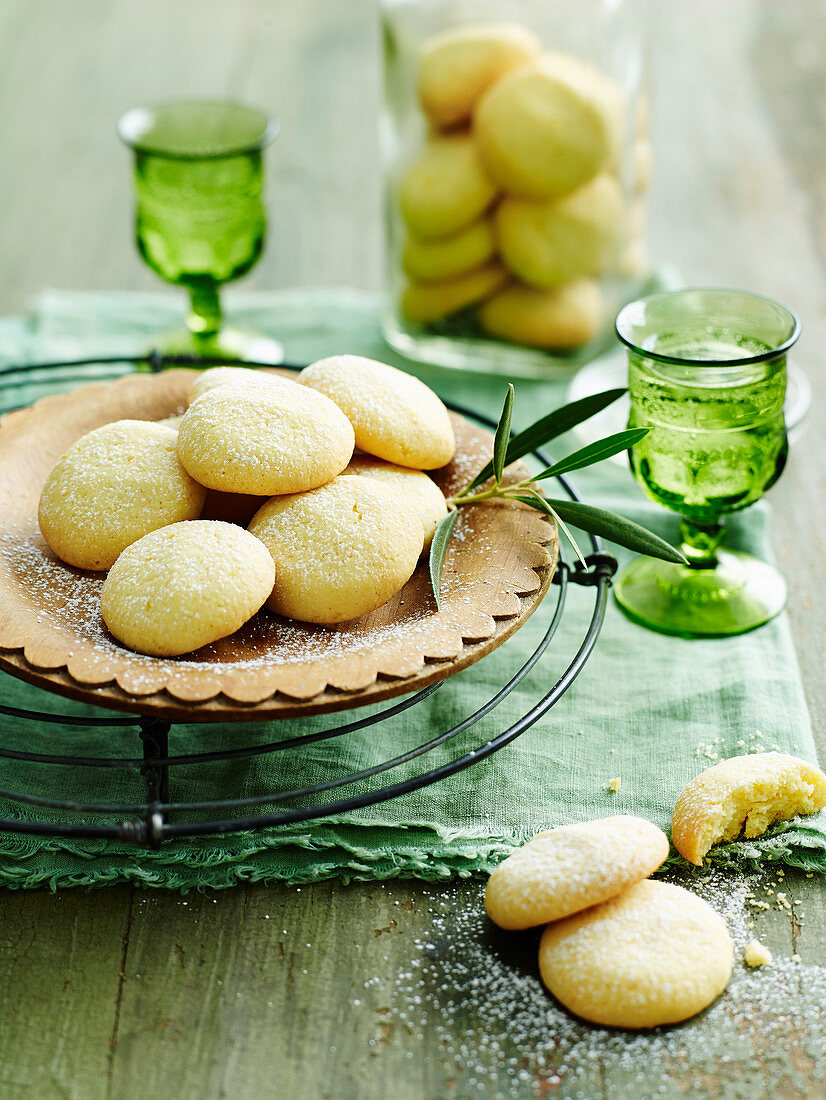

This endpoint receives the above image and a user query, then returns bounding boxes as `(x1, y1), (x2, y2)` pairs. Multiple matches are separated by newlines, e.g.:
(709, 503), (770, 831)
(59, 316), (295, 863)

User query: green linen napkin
(0, 288), (823, 891)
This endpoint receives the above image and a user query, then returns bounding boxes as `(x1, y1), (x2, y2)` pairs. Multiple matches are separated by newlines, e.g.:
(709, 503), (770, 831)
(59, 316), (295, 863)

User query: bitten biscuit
(671, 752), (826, 866)
(101, 520), (275, 657)
(485, 816), (669, 931)
(495, 173), (622, 288)
(474, 53), (620, 199)
(177, 384), (354, 495)
(402, 218), (496, 283)
(187, 366), (298, 406)
(248, 478), (423, 624)
(341, 454), (448, 552)
(401, 263), (508, 324)
(38, 420), (206, 571)
(299, 355), (455, 470)
(417, 22), (542, 129)
(538, 880), (733, 1029)
(398, 134), (498, 240)
(479, 279), (602, 349)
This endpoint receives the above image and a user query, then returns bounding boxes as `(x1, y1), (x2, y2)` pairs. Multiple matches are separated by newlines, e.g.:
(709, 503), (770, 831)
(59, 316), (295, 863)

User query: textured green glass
(628, 339), (788, 526)
(119, 101), (278, 353)
(613, 288), (799, 637)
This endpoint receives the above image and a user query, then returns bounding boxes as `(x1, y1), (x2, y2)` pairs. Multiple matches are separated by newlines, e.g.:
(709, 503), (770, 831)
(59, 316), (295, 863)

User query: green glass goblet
(118, 99), (283, 363)
(613, 288), (800, 637)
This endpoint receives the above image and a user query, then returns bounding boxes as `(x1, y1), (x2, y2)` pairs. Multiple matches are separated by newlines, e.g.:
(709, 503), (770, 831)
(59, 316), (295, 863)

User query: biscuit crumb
(607, 777), (621, 793)
(791, 953), (802, 963)
(744, 940), (773, 968)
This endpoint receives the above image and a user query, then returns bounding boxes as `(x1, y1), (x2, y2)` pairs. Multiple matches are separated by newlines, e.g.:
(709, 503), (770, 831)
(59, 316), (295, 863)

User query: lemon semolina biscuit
(479, 279), (603, 349)
(401, 262), (508, 324)
(671, 752), (826, 867)
(398, 134), (498, 240)
(38, 420), (206, 571)
(485, 816), (669, 931)
(101, 520), (275, 657)
(538, 880), (733, 1029)
(341, 454), (448, 552)
(177, 383), (354, 495)
(474, 53), (621, 200)
(631, 137), (653, 195)
(248, 478), (423, 625)
(495, 173), (622, 289)
(417, 22), (542, 129)
(299, 355), (455, 470)
(187, 366), (298, 406)
(616, 238), (649, 280)
(402, 218), (496, 283)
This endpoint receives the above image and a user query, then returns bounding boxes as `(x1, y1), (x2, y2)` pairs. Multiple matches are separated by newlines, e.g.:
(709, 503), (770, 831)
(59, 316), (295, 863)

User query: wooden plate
(0, 370), (558, 722)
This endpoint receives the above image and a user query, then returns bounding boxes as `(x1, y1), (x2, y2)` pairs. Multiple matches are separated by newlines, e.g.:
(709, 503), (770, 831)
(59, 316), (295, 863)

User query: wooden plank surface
(0, 1), (825, 1098)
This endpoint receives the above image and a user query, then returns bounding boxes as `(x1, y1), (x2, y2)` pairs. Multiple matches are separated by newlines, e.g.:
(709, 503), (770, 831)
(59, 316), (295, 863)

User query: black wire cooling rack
(0, 353), (617, 848)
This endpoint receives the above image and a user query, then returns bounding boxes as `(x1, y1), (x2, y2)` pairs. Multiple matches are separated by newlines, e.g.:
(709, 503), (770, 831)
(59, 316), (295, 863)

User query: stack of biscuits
(395, 22), (651, 350)
(37, 357), (454, 657)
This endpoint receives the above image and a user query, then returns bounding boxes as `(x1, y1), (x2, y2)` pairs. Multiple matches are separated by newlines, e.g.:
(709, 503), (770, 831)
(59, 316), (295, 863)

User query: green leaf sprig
(429, 387), (687, 607)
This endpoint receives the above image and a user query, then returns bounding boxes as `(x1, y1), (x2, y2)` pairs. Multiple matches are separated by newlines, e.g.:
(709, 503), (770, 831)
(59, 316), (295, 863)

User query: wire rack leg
(139, 718), (171, 848)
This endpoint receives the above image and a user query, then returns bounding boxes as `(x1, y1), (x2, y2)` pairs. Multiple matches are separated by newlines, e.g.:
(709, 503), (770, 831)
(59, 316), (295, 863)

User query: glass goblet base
(614, 550), (787, 637)
(147, 326), (285, 366)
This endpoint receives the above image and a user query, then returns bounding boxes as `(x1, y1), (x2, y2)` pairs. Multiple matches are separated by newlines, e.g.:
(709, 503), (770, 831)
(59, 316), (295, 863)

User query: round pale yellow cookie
(671, 752), (826, 867)
(101, 520), (275, 657)
(248, 478), (423, 624)
(485, 816), (669, 931)
(299, 355), (455, 470)
(402, 218), (496, 283)
(401, 263), (508, 324)
(631, 137), (653, 194)
(177, 383), (354, 495)
(617, 238), (648, 280)
(38, 420), (206, 571)
(341, 454), (448, 552)
(418, 22), (542, 129)
(479, 279), (603, 349)
(187, 366), (296, 406)
(156, 414), (183, 429)
(474, 53), (621, 199)
(398, 134), (498, 240)
(538, 880), (732, 1029)
(495, 173), (622, 288)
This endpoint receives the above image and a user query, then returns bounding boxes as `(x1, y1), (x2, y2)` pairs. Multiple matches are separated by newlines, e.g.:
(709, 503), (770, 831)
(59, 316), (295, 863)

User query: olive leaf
(429, 388), (686, 606)
(492, 383), (514, 486)
(428, 508), (458, 611)
(530, 428), (649, 482)
(466, 387), (626, 491)
(540, 499), (687, 564)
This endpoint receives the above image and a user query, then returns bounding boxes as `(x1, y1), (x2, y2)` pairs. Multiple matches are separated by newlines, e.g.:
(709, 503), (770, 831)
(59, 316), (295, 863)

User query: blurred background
(0, 0), (823, 326)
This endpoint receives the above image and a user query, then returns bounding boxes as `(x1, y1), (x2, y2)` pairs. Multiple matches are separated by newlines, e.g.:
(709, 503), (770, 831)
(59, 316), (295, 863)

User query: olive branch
(429, 386), (687, 609)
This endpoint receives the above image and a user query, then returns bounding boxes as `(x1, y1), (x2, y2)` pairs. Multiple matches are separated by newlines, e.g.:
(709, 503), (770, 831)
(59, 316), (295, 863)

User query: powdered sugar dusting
(353, 870), (826, 1097)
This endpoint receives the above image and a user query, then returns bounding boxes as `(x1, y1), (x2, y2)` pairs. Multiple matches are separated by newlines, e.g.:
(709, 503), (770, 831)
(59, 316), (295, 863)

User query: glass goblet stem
(187, 282), (222, 338)
(678, 518), (725, 569)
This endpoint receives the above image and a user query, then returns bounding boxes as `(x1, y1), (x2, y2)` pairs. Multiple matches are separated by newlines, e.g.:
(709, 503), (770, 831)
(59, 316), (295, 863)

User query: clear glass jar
(381, 0), (650, 379)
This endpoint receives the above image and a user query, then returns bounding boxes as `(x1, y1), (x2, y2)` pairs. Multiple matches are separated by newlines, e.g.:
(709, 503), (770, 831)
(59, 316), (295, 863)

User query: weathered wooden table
(0, 1), (824, 1096)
